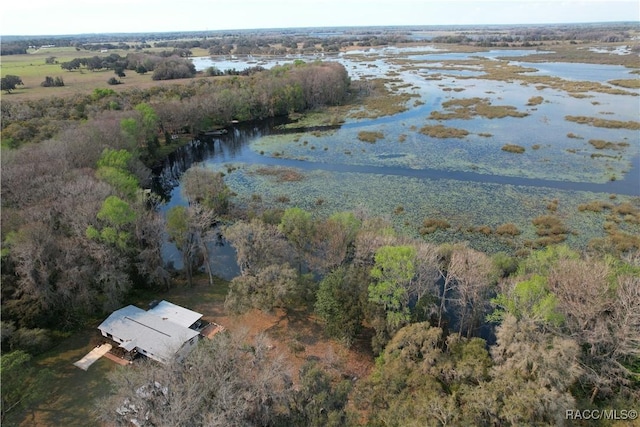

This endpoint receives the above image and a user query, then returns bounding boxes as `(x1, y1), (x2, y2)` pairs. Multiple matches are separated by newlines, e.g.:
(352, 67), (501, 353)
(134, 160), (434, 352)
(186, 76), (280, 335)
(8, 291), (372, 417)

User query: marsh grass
(430, 97), (528, 120)
(495, 223), (521, 236)
(588, 139), (629, 150)
(566, 115), (640, 130)
(419, 124), (469, 138)
(504, 43), (640, 67)
(501, 144), (526, 154)
(578, 200), (613, 212)
(527, 96), (544, 106)
(608, 79), (640, 89)
(450, 57), (638, 96)
(349, 78), (412, 119)
(253, 167), (305, 182)
(357, 131), (385, 143)
(419, 218), (451, 235)
(528, 215), (569, 247)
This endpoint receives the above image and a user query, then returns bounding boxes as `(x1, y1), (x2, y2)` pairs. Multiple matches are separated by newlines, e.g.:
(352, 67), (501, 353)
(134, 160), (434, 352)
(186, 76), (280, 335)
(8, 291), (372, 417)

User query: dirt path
(166, 278), (374, 383)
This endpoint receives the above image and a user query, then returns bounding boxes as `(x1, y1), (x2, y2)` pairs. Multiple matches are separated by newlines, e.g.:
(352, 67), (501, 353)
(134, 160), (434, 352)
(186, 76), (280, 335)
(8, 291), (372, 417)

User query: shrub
(578, 201), (613, 212)
(496, 223), (521, 236)
(419, 218), (451, 235)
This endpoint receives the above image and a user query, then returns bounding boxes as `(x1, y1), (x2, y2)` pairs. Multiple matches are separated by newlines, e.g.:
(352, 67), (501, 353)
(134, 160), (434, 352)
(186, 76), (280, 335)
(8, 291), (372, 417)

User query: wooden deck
(104, 351), (132, 366)
(201, 322), (226, 339)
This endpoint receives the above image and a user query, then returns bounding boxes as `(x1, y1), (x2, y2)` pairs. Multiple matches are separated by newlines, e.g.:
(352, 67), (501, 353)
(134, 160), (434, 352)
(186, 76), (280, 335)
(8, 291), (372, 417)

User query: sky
(2, 0), (638, 36)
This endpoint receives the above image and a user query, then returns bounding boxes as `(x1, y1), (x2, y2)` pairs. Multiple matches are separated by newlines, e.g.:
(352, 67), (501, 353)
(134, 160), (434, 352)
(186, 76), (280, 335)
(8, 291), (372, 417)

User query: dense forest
(1, 32), (639, 425)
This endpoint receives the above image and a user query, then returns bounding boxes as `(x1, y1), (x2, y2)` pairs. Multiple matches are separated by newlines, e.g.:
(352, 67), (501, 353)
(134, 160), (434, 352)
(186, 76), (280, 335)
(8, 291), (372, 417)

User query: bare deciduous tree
(96, 331), (292, 427)
(224, 219), (294, 276)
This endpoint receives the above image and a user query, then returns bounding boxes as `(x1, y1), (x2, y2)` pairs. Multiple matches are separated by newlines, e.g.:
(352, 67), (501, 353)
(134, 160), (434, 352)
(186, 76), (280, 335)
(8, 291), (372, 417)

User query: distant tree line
(1, 61), (350, 150)
(434, 23), (637, 46)
(58, 52), (197, 81)
(3, 23), (637, 57)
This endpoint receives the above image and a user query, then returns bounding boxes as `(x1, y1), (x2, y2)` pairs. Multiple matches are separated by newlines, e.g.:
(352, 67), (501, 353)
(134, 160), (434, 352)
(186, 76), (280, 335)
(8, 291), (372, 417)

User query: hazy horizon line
(3, 20), (638, 39)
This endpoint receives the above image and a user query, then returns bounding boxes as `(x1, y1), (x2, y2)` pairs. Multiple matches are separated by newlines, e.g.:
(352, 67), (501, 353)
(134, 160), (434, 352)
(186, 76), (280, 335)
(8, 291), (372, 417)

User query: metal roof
(147, 300), (203, 328)
(98, 304), (200, 363)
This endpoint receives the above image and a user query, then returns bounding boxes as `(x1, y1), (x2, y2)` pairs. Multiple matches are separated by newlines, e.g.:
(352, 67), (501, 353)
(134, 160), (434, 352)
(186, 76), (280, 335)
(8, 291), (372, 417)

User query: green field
(1, 47), (210, 99)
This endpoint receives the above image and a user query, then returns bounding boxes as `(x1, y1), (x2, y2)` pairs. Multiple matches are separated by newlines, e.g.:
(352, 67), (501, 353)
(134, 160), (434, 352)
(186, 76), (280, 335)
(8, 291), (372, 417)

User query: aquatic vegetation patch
(419, 124), (469, 138)
(252, 167), (305, 182)
(527, 96), (544, 106)
(466, 58), (637, 96)
(218, 164), (637, 254)
(527, 215), (570, 248)
(585, 199), (640, 253)
(419, 218), (451, 235)
(578, 200), (613, 212)
(349, 78), (413, 119)
(495, 223), (521, 236)
(567, 132), (583, 139)
(429, 97), (528, 120)
(565, 115), (640, 130)
(357, 131), (385, 143)
(501, 144), (526, 154)
(607, 79), (640, 89)
(281, 111), (345, 129)
(588, 139), (629, 150)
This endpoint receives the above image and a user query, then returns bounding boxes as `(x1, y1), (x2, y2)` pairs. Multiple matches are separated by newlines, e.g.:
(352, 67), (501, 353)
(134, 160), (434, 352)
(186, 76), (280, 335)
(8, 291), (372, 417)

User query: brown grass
(531, 215), (569, 241)
(419, 218), (451, 235)
(608, 79), (640, 89)
(419, 124), (469, 138)
(357, 131), (385, 143)
(565, 115), (640, 130)
(495, 223), (521, 236)
(501, 144), (525, 154)
(567, 132), (583, 139)
(349, 78), (412, 119)
(578, 200), (613, 212)
(474, 225), (492, 235)
(430, 97), (528, 120)
(254, 167), (305, 182)
(588, 139), (628, 150)
(526, 96), (544, 106)
(444, 55), (639, 96)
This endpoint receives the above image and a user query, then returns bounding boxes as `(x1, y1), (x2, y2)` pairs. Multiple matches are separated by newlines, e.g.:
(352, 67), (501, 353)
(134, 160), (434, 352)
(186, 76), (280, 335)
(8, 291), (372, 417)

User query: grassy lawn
(0, 48), (212, 100)
(4, 329), (114, 427)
